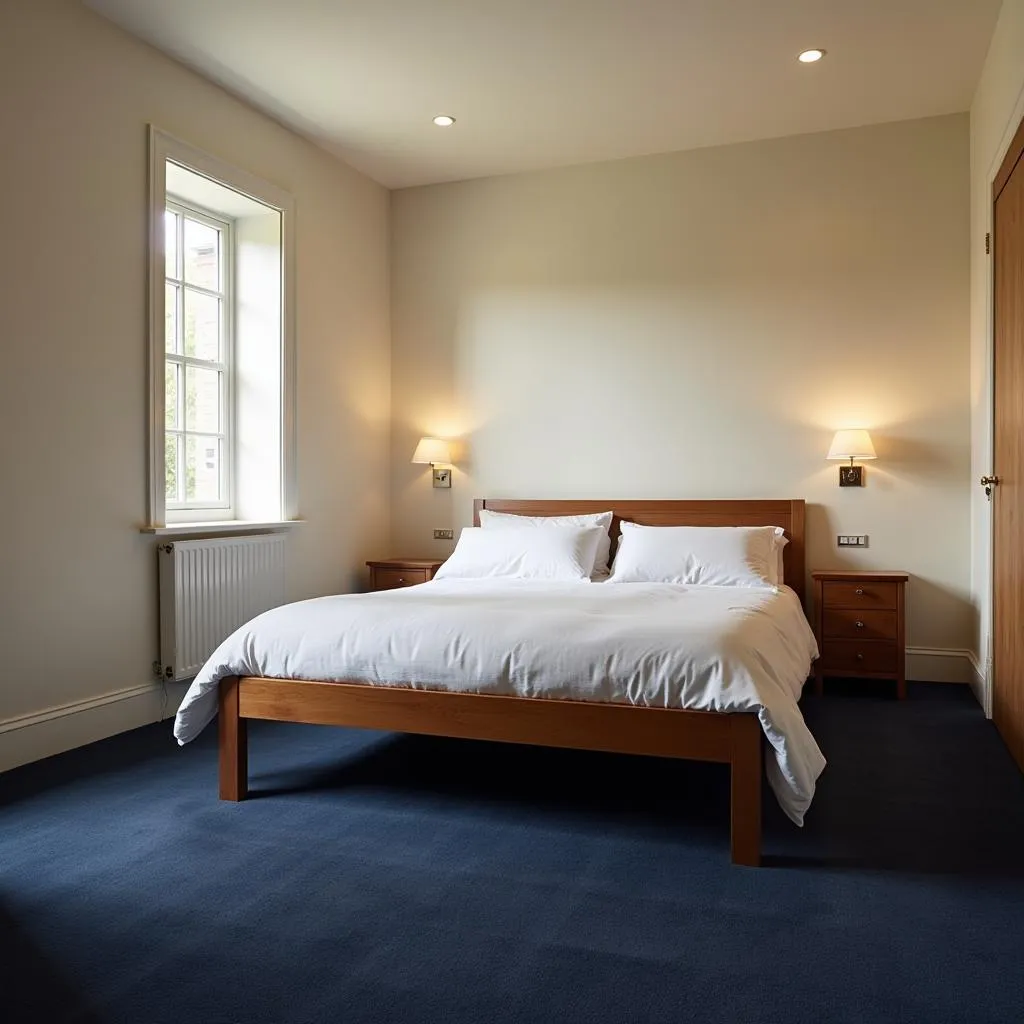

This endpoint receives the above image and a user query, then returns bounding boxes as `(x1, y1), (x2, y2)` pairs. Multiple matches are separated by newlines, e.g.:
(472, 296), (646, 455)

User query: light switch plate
(837, 535), (869, 548)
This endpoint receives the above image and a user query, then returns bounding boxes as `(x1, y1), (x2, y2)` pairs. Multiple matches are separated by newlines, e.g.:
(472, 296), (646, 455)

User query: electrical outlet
(837, 535), (869, 548)
(433, 529), (454, 540)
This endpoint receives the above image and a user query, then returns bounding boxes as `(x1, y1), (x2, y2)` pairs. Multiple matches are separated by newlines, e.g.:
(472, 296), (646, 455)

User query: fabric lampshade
(826, 429), (876, 461)
(411, 437), (452, 465)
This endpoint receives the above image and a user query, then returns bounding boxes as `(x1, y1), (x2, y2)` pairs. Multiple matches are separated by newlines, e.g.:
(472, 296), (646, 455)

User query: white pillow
(607, 523), (785, 589)
(774, 534), (789, 587)
(478, 509), (614, 578)
(434, 526), (604, 582)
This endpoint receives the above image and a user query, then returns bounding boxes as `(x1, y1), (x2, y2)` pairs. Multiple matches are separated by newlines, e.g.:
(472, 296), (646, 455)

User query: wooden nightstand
(366, 558), (444, 592)
(812, 570), (909, 699)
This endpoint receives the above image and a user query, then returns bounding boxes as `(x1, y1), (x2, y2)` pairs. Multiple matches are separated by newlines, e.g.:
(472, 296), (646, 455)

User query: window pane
(185, 435), (221, 504)
(165, 283), (178, 353)
(164, 210), (178, 279)
(183, 289), (220, 360)
(183, 218), (219, 290)
(165, 433), (179, 502)
(185, 365), (221, 433)
(165, 361), (179, 429)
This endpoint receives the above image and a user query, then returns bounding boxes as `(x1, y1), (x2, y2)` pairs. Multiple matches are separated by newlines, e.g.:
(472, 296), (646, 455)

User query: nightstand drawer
(821, 580), (899, 610)
(822, 608), (898, 641)
(813, 570), (907, 697)
(373, 568), (429, 591)
(819, 639), (899, 674)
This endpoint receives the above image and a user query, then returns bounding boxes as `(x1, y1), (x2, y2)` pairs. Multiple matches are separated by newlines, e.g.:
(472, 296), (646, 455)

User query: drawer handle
(855, 620), (865, 629)
(397, 577), (405, 583)
(855, 588), (865, 596)
(856, 653), (864, 660)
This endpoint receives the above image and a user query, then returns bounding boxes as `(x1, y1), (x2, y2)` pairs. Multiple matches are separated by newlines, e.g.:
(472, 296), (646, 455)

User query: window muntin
(164, 201), (232, 510)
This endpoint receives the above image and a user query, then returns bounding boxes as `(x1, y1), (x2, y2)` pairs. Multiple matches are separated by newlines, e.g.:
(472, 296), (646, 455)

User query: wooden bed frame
(218, 498), (807, 867)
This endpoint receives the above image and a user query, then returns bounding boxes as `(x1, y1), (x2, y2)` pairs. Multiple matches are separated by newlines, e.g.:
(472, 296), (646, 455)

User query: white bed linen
(173, 580), (824, 824)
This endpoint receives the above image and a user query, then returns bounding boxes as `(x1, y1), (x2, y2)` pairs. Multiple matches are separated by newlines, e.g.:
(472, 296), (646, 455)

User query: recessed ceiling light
(797, 48), (826, 63)
(432, 114), (456, 127)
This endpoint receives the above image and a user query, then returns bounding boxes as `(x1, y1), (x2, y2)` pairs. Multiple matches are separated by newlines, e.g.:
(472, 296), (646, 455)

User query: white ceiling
(84, 0), (1001, 189)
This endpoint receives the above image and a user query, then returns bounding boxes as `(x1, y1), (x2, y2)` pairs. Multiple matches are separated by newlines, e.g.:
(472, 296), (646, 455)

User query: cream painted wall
(0, 0), (390, 764)
(391, 115), (972, 659)
(969, 0), (1024, 714)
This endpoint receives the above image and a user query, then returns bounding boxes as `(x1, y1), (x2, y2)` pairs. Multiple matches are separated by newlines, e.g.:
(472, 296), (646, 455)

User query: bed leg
(218, 677), (248, 801)
(730, 713), (762, 867)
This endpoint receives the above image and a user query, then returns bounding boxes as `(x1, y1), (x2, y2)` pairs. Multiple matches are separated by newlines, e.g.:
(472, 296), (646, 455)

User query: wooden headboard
(473, 498), (806, 606)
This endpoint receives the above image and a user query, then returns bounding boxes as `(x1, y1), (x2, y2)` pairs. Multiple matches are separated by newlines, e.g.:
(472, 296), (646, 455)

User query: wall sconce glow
(432, 114), (456, 126)
(412, 437), (453, 488)
(797, 48), (826, 63)
(827, 429), (876, 487)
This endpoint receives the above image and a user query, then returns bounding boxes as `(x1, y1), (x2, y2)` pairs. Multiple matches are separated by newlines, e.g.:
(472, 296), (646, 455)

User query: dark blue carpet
(2, 682), (1023, 1024)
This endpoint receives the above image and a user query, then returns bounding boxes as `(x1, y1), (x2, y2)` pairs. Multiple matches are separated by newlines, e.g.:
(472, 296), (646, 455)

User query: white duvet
(174, 580), (824, 824)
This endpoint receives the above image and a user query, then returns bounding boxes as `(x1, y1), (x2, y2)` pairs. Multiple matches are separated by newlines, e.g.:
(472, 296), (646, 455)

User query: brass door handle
(981, 475), (1000, 498)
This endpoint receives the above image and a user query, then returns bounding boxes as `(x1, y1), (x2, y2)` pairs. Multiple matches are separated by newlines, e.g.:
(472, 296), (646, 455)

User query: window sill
(140, 519), (304, 537)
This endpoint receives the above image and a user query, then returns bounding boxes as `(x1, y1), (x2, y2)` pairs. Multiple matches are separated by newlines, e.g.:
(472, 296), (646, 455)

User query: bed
(175, 498), (823, 867)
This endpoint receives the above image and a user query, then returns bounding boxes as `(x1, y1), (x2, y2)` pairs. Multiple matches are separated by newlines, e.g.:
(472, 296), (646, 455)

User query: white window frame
(164, 198), (235, 514)
(146, 127), (297, 530)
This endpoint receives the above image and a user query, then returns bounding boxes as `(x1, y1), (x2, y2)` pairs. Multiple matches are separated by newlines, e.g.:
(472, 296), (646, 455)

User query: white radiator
(157, 535), (287, 682)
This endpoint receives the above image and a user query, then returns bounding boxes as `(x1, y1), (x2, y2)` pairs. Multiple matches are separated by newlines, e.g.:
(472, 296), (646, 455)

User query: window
(146, 128), (296, 531)
(164, 202), (232, 511)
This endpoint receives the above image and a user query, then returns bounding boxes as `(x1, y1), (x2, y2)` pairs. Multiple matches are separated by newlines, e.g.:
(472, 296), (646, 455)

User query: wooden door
(992, 117), (1024, 773)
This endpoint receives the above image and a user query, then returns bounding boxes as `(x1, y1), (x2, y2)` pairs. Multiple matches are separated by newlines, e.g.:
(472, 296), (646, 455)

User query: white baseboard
(905, 647), (977, 685)
(0, 681), (189, 774)
(0, 647), (989, 775)
(966, 651), (990, 716)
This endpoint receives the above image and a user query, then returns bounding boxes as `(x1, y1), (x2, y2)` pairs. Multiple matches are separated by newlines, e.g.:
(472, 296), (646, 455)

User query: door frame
(985, 101), (1024, 719)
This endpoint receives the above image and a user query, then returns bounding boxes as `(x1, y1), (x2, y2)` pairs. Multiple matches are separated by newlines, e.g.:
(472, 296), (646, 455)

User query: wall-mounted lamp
(827, 429), (876, 486)
(411, 437), (453, 488)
